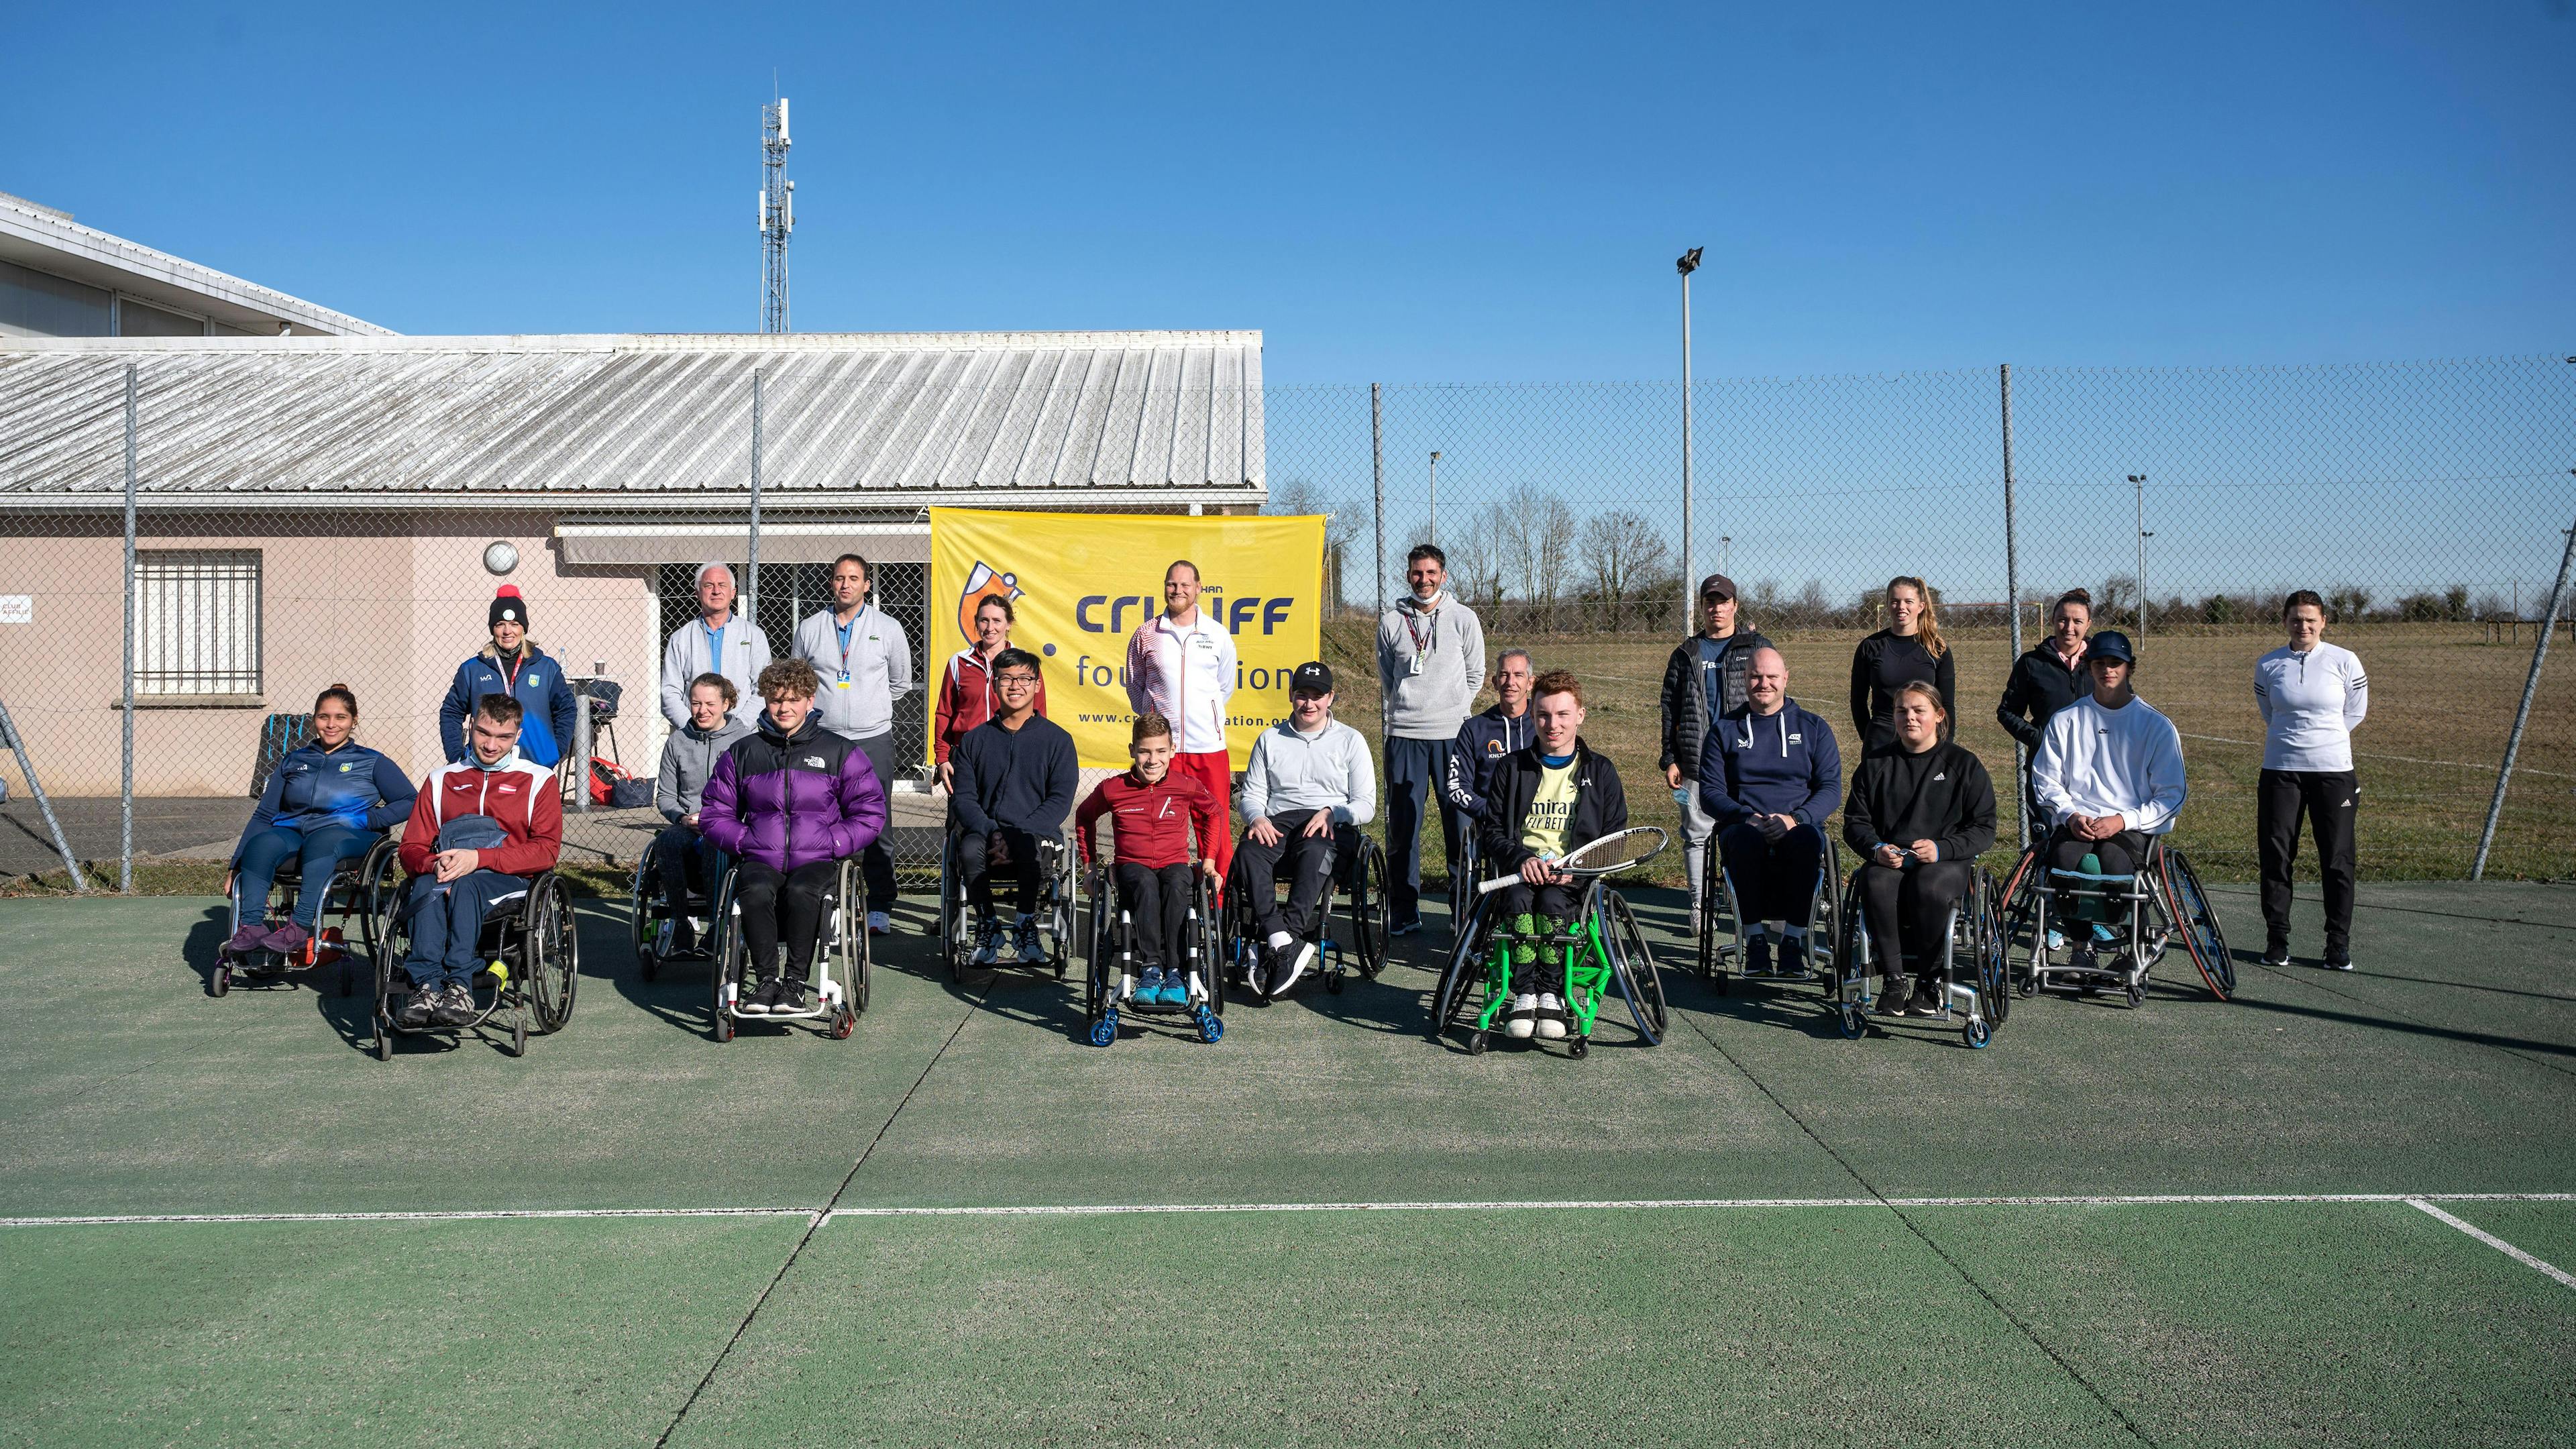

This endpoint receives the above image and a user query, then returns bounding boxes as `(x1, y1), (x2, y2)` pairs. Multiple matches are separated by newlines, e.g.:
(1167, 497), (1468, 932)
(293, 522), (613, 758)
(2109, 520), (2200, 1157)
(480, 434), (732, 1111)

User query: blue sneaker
(1137, 967), (1164, 1004)
(1159, 972), (1189, 1006)
(2090, 922), (2118, 946)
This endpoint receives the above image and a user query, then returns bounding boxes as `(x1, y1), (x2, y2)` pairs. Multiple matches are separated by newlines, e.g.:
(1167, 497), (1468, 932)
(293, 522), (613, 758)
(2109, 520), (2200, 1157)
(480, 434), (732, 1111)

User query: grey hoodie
(657, 714), (755, 822)
(1377, 592), (1487, 740)
(1240, 717), (1379, 826)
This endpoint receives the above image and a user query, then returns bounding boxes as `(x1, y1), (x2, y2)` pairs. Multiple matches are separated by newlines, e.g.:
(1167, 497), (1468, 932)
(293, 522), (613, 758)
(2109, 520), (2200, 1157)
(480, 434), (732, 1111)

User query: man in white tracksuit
(790, 553), (914, 933)
(1124, 559), (1240, 880)
(661, 562), (773, 730)
(2031, 629), (2187, 922)
(1235, 662), (1377, 998)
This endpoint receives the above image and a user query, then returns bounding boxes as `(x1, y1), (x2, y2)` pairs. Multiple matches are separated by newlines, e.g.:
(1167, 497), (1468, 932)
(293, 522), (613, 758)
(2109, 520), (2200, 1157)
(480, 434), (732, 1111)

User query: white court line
(2408, 1198), (2576, 1290)
(3, 1193), (2569, 1230)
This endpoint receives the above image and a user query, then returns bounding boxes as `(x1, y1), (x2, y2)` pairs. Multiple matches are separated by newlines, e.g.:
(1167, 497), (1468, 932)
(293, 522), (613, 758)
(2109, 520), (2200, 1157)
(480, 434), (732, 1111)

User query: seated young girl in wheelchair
(1841, 681), (1998, 1018)
(1075, 712), (1225, 1043)
(699, 659), (888, 1018)
(222, 684), (416, 979)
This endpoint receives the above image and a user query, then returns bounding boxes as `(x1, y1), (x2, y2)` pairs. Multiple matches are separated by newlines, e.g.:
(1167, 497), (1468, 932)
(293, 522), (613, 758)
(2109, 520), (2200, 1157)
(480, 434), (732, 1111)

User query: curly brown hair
(1531, 669), (1584, 706)
(756, 658), (822, 700)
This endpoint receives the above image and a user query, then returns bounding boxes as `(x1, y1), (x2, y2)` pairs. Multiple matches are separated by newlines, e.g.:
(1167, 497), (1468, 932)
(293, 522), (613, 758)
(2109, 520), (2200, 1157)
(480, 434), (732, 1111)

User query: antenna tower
(759, 97), (794, 333)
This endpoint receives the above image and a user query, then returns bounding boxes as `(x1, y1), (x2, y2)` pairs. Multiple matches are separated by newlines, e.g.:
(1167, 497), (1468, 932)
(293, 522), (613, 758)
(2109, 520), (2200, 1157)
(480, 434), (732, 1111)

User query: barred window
(136, 550), (262, 697)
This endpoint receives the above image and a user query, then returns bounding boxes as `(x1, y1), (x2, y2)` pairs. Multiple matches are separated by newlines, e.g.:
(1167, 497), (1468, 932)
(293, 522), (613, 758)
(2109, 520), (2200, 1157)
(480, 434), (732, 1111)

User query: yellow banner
(926, 507), (1326, 769)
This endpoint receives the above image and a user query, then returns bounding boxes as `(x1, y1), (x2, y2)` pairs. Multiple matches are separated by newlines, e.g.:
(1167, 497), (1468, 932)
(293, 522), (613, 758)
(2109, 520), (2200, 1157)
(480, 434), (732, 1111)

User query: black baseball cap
(1698, 573), (1737, 601)
(2084, 630), (2136, 665)
(1289, 661), (1333, 696)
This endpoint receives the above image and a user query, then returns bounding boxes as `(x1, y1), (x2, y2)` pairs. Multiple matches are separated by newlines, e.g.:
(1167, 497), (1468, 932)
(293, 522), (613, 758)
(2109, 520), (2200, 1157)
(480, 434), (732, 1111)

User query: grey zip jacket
(661, 614), (774, 731)
(656, 714), (754, 822)
(1240, 718), (1379, 826)
(791, 604), (914, 739)
(1377, 592), (1487, 740)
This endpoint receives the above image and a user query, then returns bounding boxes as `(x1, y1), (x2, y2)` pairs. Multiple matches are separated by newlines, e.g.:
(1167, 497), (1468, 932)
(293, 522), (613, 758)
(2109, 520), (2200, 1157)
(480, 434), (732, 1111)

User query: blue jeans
(402, 869), (529, 990)
(1383, 735), (1464, 926)
(234, 824), (376, 930)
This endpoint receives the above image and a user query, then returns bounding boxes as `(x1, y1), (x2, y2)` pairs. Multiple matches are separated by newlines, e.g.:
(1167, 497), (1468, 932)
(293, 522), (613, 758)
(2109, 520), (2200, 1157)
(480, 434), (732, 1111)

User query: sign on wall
(926, 507), (1325, 769)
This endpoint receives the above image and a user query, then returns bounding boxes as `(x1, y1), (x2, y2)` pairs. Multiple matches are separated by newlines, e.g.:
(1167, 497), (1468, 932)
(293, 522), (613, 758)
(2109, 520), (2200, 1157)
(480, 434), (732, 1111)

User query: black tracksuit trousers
(2257, 768), (2357, 959)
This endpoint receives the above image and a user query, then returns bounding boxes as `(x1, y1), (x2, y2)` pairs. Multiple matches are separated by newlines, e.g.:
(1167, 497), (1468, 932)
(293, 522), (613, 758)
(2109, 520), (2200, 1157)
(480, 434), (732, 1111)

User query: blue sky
(5, 1), (2571, 382)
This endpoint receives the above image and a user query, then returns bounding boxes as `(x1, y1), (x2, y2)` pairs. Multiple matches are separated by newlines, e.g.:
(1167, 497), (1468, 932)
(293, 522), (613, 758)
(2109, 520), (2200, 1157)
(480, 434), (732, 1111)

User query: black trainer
(1777, 934), (1809, 977)
(745, 975), (784, 1015)
(1745, 934), (1773, 976)
(2324, 952), (2353, 972)
(776, 975), (812, 1013)
(1873, 979), (1913, 1016)
(432, 981), (479, 1026)
(397, 985), (437, 1028)
(2260, 940), (2290, 968)
(1909, 979), (1946, 1016)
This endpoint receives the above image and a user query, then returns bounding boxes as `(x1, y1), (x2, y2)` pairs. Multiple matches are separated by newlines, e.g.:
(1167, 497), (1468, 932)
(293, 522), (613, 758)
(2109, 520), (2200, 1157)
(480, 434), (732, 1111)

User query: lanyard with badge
(833, 609), (862, 692)
(1404, 606), (1437, 677)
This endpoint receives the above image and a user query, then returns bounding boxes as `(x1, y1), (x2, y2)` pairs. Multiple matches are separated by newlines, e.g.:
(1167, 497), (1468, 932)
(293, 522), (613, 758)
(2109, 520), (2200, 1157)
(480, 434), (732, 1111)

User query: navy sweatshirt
(1698, 698), (1844, 829)
(231, 740), (417, 867)
(949, 713), (1079, 840)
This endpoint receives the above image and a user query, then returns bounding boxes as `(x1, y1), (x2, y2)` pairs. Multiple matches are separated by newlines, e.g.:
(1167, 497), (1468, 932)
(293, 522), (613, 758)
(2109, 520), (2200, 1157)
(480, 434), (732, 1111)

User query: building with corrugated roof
(1, 191), (390, 339)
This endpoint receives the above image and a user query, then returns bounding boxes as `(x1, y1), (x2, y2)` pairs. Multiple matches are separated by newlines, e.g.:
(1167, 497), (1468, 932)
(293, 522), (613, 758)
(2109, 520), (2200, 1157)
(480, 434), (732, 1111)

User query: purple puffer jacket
(700, 711), (888, 872)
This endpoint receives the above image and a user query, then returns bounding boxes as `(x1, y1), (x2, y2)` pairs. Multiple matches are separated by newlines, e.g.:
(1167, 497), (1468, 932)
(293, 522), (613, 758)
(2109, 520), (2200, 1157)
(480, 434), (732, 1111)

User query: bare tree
(1492, 484), (1578, 631)
(1579, 508), (1672, 630)
(1269, 478), (1364, 612)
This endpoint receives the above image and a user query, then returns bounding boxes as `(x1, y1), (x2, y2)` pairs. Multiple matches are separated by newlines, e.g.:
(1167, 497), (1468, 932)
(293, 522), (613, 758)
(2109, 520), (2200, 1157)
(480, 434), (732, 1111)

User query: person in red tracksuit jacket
(934, 592), (1049, 790)
(394, 695), (564, 1027)
(1074, 712), (1223, 1008)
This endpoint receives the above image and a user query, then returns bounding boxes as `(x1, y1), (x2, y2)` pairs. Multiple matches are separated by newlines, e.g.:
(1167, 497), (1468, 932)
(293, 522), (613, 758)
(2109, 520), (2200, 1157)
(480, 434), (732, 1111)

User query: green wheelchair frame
(1430, 875), (1667, 1057)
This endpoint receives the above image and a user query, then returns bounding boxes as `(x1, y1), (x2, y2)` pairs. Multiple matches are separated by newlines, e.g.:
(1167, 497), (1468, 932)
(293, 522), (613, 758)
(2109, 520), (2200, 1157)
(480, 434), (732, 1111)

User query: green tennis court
(4, 881), (2571, 1446)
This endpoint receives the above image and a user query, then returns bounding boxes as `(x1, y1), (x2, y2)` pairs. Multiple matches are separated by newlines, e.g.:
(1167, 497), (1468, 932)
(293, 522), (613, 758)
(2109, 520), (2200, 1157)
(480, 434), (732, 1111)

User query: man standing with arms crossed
(792, 553), (913, 936)
(1660, 574), (1774, 931)
(1125, 559), (1238, 883)
(1377, 545), (1485, 937)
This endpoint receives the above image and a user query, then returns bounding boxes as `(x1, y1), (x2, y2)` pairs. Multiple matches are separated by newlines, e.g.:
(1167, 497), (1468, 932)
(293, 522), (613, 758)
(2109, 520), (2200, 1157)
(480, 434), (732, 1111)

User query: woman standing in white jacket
(2253, 590), (2369, 971)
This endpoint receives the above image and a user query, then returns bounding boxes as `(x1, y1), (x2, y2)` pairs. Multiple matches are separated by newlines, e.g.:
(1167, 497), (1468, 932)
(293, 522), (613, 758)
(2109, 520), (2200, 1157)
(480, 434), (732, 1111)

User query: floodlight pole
(2129, 473), (2151, 645)
(747, 369), (764, 627)
(2002, 364), (2024, 849)
(1676, 247), (1702, 634)
(121, 364), (137, 893)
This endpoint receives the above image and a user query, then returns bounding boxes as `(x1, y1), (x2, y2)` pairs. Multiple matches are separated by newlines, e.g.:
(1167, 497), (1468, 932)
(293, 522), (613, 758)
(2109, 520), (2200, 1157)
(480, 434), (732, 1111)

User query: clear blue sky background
(5, 1), (2570, 382)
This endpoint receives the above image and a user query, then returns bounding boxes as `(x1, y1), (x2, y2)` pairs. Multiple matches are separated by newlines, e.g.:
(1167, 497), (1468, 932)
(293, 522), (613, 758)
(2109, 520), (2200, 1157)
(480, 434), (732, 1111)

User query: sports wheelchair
(704, 857), (869, 1041)
(1695, 831), (1844, 994)
(1825, 865), (2010, 1047)
(936, 830), (1077, 979)
(1220, 823), (1389, 998)
(214, 837), (401, 999)
(366, 866), (582, 1060)
(1997, 833), (2232, 1006)
(1430, 872), (1668, 1057)
(630, 832), (722, 982)
(1081, 865), (1224, 1046)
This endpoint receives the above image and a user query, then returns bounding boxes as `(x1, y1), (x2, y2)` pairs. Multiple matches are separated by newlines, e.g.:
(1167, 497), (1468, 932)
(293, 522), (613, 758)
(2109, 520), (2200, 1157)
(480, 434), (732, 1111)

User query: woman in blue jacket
(224, 684), (418, 958)
(436, 586), (578, 767)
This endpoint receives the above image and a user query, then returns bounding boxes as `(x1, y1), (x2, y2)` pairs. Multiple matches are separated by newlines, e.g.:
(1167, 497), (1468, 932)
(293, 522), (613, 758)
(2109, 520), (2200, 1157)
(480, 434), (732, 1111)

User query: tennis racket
(1475, 826), (1669, 895)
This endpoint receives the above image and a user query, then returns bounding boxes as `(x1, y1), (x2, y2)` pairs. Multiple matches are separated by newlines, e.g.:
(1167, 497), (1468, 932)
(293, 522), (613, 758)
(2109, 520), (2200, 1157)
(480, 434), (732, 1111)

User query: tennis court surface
(5, 881), (2572, 1446)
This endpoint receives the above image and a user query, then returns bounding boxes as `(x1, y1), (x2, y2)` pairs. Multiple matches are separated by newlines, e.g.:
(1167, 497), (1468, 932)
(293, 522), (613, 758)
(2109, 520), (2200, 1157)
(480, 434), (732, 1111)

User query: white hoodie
(2032, 693), (2188, 836)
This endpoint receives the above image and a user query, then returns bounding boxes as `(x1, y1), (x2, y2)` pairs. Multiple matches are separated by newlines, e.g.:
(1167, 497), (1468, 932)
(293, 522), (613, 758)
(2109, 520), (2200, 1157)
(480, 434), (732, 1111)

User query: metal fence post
(2471, 498), (2576, 880)
(573, 688), (592, 815)
(121, 364), (137, 894)
(1, 698), (84, 891)
(2000, 362), (2023, 852)
(747, 368), (765, 627)
(1371, 382), (1385, 625)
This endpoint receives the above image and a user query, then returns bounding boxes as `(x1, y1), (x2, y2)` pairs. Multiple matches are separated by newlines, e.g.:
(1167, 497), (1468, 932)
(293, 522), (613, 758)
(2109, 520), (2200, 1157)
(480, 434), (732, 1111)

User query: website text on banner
(926, 508), (1326, 769)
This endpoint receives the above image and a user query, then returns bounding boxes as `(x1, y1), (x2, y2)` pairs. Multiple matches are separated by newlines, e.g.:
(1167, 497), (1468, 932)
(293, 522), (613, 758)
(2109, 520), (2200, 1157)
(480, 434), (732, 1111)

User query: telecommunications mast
(759, 96), (793, 332)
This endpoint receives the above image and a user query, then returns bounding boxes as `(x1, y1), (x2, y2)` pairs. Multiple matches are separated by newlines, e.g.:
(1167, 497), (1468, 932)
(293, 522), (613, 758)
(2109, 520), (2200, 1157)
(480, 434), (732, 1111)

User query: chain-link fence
(1, 348), (2569, 894)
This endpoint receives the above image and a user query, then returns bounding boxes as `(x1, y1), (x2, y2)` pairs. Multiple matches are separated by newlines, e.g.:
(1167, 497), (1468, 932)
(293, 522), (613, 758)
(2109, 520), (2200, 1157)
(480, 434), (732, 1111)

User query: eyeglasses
(996, 673), (1040, 686)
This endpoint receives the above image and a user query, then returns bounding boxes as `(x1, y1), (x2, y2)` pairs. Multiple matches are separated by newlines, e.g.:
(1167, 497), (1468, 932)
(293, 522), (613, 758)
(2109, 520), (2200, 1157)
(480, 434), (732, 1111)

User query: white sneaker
(1014, 916), (1047, 965)
(1504, 994), (1539, 1040)
(969, 918), (1002, 967)
(867, 911), (890, 936)
(1534, 993), (1568, 1040)
(1271, 941), (1316, 996)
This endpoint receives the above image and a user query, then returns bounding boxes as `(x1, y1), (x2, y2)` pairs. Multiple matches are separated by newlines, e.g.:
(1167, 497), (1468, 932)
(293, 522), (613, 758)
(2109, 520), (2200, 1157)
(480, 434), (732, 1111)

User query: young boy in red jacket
(1074, 713), (1222, 1007)
(394, 695), (564, 1027)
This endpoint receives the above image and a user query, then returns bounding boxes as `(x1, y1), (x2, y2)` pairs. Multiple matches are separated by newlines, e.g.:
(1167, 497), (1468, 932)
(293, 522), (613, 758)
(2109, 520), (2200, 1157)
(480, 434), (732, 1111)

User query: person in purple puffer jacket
(700, 659), (889, 1014)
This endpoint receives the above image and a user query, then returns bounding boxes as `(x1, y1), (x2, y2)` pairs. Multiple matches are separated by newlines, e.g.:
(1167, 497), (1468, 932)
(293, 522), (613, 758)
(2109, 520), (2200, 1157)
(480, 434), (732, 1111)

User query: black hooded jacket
(1995, 642), (2093, 753)
(1475, 738), (1629, 872)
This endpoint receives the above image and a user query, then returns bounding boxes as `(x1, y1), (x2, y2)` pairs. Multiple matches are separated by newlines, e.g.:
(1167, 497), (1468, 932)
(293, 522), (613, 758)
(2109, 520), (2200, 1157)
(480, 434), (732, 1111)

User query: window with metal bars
(136, 550), (263, 697)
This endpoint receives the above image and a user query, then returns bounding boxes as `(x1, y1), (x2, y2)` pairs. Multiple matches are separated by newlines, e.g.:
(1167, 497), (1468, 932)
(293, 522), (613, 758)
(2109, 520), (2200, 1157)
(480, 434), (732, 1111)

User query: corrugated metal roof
(0, 331), (1264, 501)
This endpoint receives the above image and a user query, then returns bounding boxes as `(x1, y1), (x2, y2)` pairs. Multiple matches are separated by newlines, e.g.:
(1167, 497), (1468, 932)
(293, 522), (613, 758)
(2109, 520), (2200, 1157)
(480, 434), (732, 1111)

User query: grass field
(1315, 618), (2576, 886)
(3, 876), (2572, 1446)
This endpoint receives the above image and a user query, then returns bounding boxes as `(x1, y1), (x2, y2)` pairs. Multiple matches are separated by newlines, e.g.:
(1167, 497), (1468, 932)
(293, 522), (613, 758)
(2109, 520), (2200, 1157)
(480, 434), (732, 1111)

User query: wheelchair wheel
(938, 836), (965, 980)
(1970, 869), (2010, 1028)
(631, 849), (659, 981)
(1429, 894), (1491, 1041)
(1349, 840), (1389, 980)
(1830, 881), (1868, 1038)
(1603, 889), (1667, 1044)
(1809, 837), (1843, 949)
(1048, 849), (1077, 981)
(833, 857), (870, 1019)
(1081, 871), (1110, 1031)
(1193, 873), (1226, 1018)
(523, 874), (581, 1034)
(1447, 839), (1477, 945)
(2158, 847), (2233, 1001)
(708, 871), (740, 1042)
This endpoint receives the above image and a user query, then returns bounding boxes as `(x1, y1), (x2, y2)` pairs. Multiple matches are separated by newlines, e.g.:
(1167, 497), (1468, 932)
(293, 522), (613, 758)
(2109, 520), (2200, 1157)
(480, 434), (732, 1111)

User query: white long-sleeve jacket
(1124, 612), (1236, 757)
(2253, 641), (2367, 772)
(2032, 694), (2188, 836)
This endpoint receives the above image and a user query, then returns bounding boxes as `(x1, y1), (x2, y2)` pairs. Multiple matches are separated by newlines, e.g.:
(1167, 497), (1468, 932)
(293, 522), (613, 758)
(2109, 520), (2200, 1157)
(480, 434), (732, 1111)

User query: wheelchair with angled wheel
(703, 856), (869, 1041)
(1221, 822), (1389, 999)
(631, 830), (726, 982)
(1825, 864), (2009, 1046)
(1430, 867), (1668, 1057)
(936, 829), (1076, 979)
(1082, 864), (1224, 1046)
(1695, 830), (1843, 994)
(367, 865), (581, 1059)
(215, 837), (402, 999)
(1996, 831), (2232, 1006)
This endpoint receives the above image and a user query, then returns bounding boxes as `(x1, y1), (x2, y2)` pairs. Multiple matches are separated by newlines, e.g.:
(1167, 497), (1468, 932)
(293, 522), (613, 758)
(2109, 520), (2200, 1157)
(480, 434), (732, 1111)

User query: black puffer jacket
(1477, 739), (1629, 872)
(1659, 629), (1774, 777)
(1996, 642), (2092, 753)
